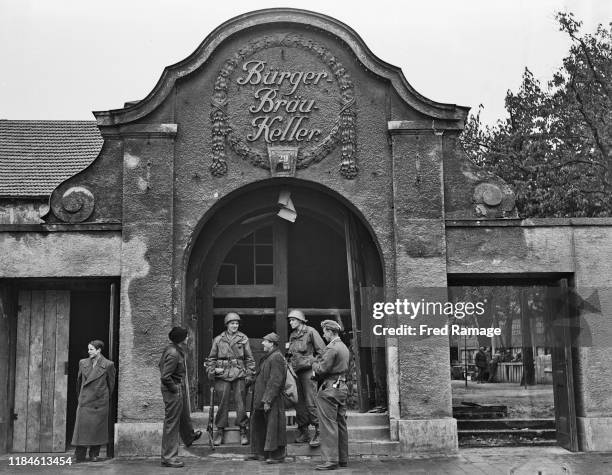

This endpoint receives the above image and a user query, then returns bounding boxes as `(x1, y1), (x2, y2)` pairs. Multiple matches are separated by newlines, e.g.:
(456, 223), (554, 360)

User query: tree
(461, 13), (612, 217)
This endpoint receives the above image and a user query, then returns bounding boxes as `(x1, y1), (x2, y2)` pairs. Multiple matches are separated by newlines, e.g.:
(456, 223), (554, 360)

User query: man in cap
(286, 309), (325, 446)
(244, 333), (287, 464)
(206, 312), (256, 446)
(159, 326), (202, 468)
(312, 320), (350, 471)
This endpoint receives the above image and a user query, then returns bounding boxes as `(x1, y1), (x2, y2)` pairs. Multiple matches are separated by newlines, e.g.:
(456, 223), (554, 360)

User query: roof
(0, 120), (103, 197)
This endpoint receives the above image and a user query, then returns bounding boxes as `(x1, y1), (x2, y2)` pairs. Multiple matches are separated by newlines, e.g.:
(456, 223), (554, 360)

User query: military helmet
(224, 312), (241, 325)
(287, 309), (307, 323)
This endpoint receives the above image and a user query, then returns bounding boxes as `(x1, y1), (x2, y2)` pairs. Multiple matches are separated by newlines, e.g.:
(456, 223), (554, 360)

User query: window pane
(255, 265), (273, 284)
(255, 245), (273, 265)
(237, 232), (254, 245)
(255, 226), (273, 244)
(218, 264), (236, 285)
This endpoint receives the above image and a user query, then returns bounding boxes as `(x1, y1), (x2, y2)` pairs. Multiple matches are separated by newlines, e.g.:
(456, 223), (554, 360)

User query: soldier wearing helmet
(206, 312), (255, 446)
(286, 309), (325, 447)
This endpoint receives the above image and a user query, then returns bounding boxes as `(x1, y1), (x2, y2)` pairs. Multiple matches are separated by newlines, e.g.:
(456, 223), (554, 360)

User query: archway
(185, 180), (386, 412)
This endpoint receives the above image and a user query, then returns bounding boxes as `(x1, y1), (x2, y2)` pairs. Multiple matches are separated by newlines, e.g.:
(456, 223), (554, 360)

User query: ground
(2, 447), (612, 474)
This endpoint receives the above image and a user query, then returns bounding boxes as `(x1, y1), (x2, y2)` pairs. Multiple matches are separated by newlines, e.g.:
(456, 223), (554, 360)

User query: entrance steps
(185, 410), (399, 457)
(458, 418), (557, 447)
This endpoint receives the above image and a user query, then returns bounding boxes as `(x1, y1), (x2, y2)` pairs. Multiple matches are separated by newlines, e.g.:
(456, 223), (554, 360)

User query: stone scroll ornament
(209, 34), (358, 179)
(51, 186), (95, 223)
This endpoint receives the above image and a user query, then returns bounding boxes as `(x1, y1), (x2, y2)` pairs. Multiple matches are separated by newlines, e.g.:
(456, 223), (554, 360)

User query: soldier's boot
(213, 429), (224, 446)
(309, 426), (321, 448)
(294, 427), (310, 444)
(240, 427), (249, 446)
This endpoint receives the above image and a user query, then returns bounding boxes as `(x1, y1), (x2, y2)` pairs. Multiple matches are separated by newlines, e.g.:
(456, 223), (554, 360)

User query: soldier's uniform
(206, 314), (256, 445)
(312, 320), (350, 470)
(287, 310), (325, 444)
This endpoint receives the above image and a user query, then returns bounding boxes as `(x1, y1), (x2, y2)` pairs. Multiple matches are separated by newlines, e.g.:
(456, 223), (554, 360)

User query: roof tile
(0, 120), (103, 197)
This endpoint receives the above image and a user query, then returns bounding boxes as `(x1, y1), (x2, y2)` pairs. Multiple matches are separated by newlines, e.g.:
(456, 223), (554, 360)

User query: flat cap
(169, 326), (188, 344)
(321, 319), (342, 332)
(263, 332), (279, 343)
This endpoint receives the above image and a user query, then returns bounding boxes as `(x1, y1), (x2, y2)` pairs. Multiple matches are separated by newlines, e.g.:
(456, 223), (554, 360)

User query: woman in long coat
(72, 340), (116, 462)
(245, 332), (286, 463)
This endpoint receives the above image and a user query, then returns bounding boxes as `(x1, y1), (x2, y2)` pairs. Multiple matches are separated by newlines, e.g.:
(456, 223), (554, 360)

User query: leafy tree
(461, 13), (612, 217)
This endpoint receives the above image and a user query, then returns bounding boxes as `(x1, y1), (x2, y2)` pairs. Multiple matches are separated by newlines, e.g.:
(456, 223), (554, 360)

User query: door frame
(3, 278), (119, 454)
(0, 281), (17, 454)
(550, 278), (579, 451)
(447, 275), (581, 450)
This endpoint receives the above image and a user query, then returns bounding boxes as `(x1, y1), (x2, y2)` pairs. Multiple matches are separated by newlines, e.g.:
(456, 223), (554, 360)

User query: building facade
(1, 9), (611, 456)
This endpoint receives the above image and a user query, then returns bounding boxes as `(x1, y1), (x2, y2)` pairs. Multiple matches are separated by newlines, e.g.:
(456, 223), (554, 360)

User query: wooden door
(550, 280), (579, 451)
(107, 283), (119, 458)
(344, 214), (369, 411)
(13, 290), (70, 452)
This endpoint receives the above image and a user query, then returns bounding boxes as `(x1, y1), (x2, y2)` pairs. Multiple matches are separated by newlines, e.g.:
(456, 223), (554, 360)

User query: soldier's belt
(215, 359), (243, 367)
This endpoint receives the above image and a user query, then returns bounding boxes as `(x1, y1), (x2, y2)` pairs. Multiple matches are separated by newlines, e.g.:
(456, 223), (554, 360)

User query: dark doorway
(189, 182), (386, 411)
(448, 277), (578, 451)
(66, 282), (119, 456)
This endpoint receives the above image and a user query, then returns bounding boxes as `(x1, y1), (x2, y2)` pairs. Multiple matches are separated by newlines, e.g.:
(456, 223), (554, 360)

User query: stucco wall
(0, 231), (121, 277)
(446, 220), (612, 449)
(0, 199), (47, 224)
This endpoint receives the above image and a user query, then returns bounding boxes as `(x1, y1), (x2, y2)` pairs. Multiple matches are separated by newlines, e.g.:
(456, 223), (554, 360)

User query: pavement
(2, 447), (612, 474)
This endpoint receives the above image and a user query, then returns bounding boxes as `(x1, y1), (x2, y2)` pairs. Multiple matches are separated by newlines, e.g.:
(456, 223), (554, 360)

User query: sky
(0, 0), (609, 125)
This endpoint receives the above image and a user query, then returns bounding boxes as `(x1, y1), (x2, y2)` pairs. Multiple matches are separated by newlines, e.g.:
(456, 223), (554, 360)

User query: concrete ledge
(577, 417), (612, 451)
(398, 418), (457, 454)
(115, 422), (162, 457)
(445, 217), (612, 227)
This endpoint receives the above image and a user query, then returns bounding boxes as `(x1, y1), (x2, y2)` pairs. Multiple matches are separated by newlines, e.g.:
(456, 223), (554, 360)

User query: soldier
(286, 309), (325, 446)
(206, 312), (256, 446)
(312, 320), (350, 471)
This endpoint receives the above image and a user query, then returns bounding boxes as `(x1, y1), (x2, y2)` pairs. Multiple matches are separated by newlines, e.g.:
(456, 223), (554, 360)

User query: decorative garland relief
(210, 34), (357, 178)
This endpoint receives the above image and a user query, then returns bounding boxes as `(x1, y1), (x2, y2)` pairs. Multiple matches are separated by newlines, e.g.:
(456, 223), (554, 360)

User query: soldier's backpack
(284, 362), (299, 405)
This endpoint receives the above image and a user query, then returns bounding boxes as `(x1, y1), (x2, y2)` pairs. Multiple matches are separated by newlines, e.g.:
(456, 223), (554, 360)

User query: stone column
(388, 121), (457, 454)
(573, 226), (612, 451)
(109, 124), (178, 455)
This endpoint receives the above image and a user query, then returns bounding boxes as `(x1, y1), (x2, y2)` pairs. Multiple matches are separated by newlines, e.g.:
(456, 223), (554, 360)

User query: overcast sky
(0, 0), (609, 125)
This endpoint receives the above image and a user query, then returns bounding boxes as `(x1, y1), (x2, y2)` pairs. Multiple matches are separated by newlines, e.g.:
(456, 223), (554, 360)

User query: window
(217, 226), (273, 285)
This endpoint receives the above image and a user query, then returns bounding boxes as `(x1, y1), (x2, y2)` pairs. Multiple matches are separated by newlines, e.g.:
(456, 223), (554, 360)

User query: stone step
(191, 424), (391, 445)
(181, 440), (401, 458)
(458, 429), (556, 439)
(193, 409), (389, 427)
(459, 431), (558, 448)
(195, 426), (298, 445)
(346, 412), (390, 425)
(457, 419), (555, 430)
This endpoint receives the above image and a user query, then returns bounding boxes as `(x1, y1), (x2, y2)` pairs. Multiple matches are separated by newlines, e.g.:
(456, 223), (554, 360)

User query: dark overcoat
(474, 350), (488, 369)
(71, 356), (116, 446)
(252, 349), (286, 451)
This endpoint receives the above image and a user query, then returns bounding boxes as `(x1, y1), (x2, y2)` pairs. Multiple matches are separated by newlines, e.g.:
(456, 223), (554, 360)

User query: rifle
(207, 386), (215, 450)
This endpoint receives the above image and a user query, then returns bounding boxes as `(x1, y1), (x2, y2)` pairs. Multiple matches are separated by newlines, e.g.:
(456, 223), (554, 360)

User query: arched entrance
(185, 180), (386, 412)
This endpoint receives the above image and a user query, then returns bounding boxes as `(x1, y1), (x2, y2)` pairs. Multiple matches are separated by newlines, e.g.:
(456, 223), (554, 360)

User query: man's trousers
(161, 386), (196, 461)
(214, 378), (248, 428)
(295, 369), (318, 429)
(315, 384), (348, 464)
